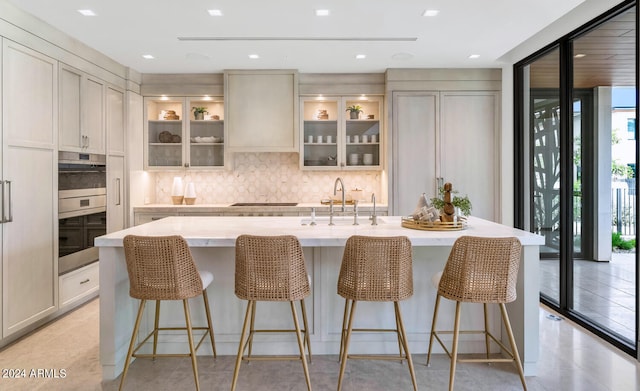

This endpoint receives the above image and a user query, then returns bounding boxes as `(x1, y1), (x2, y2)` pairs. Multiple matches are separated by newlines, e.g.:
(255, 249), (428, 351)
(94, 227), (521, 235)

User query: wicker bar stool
(337, 235), (417, 391)
(231, 234), (312, 391)
(426, 236), (527, 391)
(120, 235), (216, 391)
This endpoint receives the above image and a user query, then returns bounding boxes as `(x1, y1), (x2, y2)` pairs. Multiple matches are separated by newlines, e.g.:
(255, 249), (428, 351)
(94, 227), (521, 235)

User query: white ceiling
(7, 0), (588, 74)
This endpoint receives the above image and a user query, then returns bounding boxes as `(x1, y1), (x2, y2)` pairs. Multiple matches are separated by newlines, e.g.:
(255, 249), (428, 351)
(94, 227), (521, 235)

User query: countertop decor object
(171, 177), (184, 205)
(346, 105), (363, 119)
(192, 106), (208, 120)
(401, 216), (467, 231)
(184, 182), (197, 205)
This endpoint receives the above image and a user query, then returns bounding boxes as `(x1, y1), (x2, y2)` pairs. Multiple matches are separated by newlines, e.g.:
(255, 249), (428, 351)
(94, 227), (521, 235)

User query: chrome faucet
(333, 177), (346, 213)
(370, 193), (378, 225)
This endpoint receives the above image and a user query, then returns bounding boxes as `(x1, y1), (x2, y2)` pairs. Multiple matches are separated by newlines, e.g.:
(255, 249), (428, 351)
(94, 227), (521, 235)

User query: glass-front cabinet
(300, 96), (382, 170)
(144, 96), (225, 170)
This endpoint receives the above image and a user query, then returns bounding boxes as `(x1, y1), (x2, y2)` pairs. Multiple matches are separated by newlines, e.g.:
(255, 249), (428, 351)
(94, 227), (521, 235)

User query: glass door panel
(528, 48), (561, 304)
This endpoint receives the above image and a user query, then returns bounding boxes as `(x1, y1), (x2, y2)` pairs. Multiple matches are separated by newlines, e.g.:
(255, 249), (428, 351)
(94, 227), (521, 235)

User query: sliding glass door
(516, 2), (638, 354)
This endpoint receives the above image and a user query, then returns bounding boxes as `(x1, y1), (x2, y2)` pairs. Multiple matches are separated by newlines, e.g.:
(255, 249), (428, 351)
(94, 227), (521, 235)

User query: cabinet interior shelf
(149, 143), (182, 146)
(190, 120), (224, 123)
(304, 143), (337, 146)
(304, 120), (338, 123)
(191, 143), (224, 146)
(346, 142), (380, 145)
(149, 120), (182, 123)
(346, 119), (379, 123)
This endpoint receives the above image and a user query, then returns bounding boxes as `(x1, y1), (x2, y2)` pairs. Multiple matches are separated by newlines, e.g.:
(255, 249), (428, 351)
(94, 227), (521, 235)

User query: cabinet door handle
(0, 180), (4, 224)
(115, 178), (121, 206)
(4, 180), (12, 223)
(79, 278), (90, 285)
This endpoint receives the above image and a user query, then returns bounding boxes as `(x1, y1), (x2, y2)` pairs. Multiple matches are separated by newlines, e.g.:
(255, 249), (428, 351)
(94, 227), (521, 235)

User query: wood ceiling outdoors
(530, 8), (636, 89)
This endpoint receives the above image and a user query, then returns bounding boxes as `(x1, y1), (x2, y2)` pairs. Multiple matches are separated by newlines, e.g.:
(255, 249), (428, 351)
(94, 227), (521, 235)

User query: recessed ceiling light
(355, 54), (367, 60)
(574, 53), (586, 58)
(248, 54), (260, 59)
(315, 9), (330, 16)
(208, 9), (223, 16)
(77, 9), (96, 16)
(468, 54), (480, 59)
(160, 95), (169, 101)
(422, 9), (439, 17)
(142, 54), (154, 59)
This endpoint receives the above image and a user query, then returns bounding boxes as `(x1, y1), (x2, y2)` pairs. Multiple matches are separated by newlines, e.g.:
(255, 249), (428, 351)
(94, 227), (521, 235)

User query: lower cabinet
(59, 262), (99, 309)
(134, 212), (177, 225)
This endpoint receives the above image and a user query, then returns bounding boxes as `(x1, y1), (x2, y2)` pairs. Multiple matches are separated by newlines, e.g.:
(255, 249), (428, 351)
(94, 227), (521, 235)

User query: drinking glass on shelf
(327, 135), (332, 143)
(361, 135), (368, 143)
(308, 135), (313, 143)
(317, 135), (323, 143)
(353, 135), (360, 143)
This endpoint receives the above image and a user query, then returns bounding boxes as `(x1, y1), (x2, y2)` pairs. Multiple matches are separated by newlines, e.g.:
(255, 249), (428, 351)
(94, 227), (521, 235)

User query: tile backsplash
(151, 153), (383, 204)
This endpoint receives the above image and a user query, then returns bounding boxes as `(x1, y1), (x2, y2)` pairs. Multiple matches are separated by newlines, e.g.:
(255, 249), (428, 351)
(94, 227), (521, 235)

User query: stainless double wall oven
(58, 151), (106, 275)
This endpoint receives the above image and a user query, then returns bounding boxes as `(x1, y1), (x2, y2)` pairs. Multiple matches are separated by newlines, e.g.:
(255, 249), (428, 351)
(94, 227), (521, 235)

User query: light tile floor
(540, 252), (636, 342)
(0, 298), (638, 390)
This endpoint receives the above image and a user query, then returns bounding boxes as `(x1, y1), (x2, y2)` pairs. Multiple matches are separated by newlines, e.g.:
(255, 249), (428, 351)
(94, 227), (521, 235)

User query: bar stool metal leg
(291, 301), (312, 391)
(247, 301), (257, 359)
(338, 299), (351, 362)
(500, 304), (527, 391)
(394, 301), (417, 391)
(337, 299), (357, 391)
(119, 299), (146, 391)
(231, 300), (254, 391)
(153, 300), (161, 360)
(448, 301), (462, 391)
(483, 303), (491, 359)
(202, 290), (217, 357)
(426, 294), (442, 366)
(300, 299), (312, 362)
(183, 299), (200, 391)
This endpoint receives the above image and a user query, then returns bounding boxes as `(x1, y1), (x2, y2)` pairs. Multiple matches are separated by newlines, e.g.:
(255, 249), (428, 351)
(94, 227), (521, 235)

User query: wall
(150, 153), (382, 204)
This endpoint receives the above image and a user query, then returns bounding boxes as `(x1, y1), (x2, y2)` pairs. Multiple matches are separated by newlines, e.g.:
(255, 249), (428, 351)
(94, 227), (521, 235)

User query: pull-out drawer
(59, 262), (99, 308)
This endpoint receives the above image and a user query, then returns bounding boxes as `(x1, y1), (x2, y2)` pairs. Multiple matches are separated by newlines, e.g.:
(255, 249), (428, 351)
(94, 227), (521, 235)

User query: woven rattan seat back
(438, 236), (522, 304)
(235, 234), (310, 301)
(123, 235), (203, 301)
(338, 235), (413, 302)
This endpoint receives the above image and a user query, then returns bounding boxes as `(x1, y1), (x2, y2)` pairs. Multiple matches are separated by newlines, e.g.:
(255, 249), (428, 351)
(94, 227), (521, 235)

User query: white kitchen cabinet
(300, 96), (382, 170)
(225, 70), (299, 152)
(134, 212), (176, 226)
(59, 63), (105, 154)
(2, 40), (58, 337)
(144, 96), (225, 170)
(391, 91), (499, 220)
(106, 86), (125, 156)
(107, 155), (125, 233)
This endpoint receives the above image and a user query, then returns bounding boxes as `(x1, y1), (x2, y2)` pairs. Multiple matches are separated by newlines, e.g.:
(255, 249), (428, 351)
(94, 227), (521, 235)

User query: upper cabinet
(59, 64), (105, 154)
(300, 96), (382, 170)
(224, 70), (299, 152)
(144, 96), (225, 170)
(106, 86), (125, 156)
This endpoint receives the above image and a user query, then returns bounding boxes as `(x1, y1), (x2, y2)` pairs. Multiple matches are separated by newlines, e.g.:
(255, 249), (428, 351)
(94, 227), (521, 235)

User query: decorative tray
(401, 216), (468, 231)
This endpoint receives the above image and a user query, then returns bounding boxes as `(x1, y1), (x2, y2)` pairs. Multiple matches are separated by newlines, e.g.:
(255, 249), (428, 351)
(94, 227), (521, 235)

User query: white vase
(171, 177), (184, 204)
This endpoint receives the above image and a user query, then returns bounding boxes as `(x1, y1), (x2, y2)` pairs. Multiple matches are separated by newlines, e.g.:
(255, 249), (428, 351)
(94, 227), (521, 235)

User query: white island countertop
(95, 215), (544, 247)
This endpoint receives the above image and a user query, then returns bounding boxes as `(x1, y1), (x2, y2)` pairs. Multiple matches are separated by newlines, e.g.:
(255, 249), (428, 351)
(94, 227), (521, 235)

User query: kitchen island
(96, 215), (543, 381)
